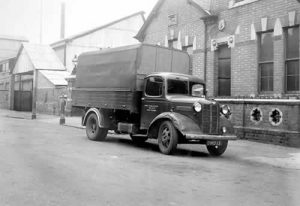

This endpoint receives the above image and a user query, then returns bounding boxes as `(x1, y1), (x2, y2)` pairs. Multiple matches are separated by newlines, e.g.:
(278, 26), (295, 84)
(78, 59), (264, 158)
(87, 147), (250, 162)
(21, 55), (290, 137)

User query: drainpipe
(203, 22), (208, 84)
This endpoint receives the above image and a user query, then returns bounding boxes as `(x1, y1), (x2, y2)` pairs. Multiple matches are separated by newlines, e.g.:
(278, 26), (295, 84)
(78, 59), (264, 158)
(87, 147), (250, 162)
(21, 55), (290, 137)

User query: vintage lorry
(72, 44), (237, 156)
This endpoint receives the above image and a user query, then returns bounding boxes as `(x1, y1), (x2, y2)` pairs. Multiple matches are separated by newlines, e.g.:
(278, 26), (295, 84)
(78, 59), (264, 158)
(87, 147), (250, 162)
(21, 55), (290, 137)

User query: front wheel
(85, 113), (108, 141)
(206, 140), (228, 156)
(158, 121), (178, 155)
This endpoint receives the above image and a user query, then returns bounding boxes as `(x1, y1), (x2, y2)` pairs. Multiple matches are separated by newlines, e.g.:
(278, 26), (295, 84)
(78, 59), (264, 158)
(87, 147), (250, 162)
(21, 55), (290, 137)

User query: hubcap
(90, 119), (96, 134)
(161, 126), (171, 148)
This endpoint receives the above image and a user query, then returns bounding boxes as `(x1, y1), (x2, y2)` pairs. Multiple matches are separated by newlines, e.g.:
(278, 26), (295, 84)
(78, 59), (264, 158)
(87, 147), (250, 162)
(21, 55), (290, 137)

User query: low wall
(216, 99), (300, 147)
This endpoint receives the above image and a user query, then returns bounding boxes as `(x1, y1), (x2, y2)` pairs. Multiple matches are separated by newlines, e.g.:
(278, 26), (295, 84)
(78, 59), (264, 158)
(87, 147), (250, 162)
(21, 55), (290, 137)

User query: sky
(0, 0), (157, 44)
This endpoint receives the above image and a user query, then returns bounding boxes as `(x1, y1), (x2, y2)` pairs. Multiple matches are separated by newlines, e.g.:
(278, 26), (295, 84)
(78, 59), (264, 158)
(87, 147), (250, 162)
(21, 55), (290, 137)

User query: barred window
(285, 27), (299, 92)
(258, 31), (274, 92)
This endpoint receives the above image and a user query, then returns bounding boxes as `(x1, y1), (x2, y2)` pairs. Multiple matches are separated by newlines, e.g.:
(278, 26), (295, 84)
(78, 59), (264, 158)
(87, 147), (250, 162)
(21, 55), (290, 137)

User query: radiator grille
(202, 104), (219, 134)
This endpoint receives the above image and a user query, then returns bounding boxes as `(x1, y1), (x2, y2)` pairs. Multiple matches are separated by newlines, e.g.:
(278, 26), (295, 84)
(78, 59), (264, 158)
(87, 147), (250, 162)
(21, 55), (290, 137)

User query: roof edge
(51, 11), (145, 47)
(135, 0), (165, 42)
(135, 0), (211, 42)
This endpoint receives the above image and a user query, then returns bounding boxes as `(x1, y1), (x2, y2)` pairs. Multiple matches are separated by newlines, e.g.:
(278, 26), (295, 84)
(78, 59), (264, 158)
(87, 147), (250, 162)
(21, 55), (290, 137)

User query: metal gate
(14, 91), (32, 111)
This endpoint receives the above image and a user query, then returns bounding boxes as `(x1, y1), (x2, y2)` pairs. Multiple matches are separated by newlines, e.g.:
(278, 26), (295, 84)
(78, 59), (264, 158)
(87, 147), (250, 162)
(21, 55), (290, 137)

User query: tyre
(85, 113), (108, 141)
(130, 134), (148, 144)
(206, 140), (228, 156)
(158, 121), (178, 155)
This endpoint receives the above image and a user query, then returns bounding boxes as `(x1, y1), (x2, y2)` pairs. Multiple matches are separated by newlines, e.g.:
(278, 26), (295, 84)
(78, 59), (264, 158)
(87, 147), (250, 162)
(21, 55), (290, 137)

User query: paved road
(0, 113), (300, 206)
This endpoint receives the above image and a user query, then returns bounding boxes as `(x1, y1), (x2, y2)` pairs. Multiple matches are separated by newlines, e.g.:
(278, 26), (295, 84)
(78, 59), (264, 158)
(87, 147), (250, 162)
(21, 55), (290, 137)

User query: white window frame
(228, 0), (260, 9)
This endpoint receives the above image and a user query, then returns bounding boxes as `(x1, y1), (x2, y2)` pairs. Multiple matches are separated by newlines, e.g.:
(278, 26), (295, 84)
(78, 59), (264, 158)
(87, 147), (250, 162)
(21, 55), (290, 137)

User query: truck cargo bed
(73, 88), (142, 113)
(72, 44), (190, 112)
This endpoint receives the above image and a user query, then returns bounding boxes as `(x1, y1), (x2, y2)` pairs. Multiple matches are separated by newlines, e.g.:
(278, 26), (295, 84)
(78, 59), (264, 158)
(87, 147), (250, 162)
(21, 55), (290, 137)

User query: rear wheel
(86, 113), (108, 141)
(158, 121), (178, 155)
(206, 140), (228, 156)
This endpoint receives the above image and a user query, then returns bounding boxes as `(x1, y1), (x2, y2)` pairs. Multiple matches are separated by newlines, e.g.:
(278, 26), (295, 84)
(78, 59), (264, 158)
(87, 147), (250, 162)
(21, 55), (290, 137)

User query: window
(5, 62), (9, 72)
(191, 83), (205, 97)
(145, 76), (163, 97)
(167, 79), (188, 95)
(229, 0), (259, 8)
(168, 39), (178, 49)
(168, 14), (177, 27)
(258, 31), (274, 92)
(0, 62), (9, 72)
(285, 27), (299, 92)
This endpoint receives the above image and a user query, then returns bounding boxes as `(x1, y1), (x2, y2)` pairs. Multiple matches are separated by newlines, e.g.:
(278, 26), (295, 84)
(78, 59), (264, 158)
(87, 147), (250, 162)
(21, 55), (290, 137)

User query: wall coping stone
(215, 98), (300, 105)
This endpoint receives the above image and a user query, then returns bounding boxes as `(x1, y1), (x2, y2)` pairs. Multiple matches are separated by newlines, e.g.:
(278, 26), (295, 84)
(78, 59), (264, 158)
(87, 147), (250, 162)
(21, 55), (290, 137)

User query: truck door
(140, 76), (167, 129)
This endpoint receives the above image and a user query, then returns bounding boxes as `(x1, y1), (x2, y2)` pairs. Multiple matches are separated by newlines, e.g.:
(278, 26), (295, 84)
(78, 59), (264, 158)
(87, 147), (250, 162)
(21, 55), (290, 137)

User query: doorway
(13, 74), (33, 112)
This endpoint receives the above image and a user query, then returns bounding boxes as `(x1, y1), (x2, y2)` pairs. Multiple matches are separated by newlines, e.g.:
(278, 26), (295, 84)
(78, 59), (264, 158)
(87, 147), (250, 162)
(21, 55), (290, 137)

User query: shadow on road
(101, 136), (210, 158)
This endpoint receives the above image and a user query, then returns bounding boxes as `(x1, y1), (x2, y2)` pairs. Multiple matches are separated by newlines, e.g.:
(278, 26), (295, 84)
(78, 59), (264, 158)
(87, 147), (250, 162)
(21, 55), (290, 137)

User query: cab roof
(146, 72), (205, 84)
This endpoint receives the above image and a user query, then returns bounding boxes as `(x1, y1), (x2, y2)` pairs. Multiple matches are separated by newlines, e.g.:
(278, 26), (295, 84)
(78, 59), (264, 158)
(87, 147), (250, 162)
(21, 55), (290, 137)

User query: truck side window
(145, 77), (163, 97)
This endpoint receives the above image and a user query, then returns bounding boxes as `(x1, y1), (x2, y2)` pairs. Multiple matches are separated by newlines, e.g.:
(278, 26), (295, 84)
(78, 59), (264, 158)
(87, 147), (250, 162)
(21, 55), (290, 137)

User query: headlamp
(193, 102), (202, 112)
(221, 105), (231, 117)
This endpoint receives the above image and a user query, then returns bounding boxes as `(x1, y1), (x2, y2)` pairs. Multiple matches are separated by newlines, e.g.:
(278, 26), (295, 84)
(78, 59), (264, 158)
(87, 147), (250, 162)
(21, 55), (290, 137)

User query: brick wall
(142, 0), (207, 80)
(0, 72), (10, 109)
(217, 99), (300, 147)
(142, 0), (300, 98)
(36, 71), (67, 115)
(209, 0), (300, 97)
(0, 90), (8, 109)
(36, 87), (67, 115)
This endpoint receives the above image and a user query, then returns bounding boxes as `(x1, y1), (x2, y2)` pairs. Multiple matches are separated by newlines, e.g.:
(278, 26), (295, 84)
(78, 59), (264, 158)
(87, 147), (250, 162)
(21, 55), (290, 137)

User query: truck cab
(136, 72), (236, 155)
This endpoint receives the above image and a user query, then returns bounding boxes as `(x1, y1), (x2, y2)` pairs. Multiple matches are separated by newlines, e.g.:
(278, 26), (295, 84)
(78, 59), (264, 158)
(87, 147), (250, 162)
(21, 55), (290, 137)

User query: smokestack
(60, 2), (65, 39)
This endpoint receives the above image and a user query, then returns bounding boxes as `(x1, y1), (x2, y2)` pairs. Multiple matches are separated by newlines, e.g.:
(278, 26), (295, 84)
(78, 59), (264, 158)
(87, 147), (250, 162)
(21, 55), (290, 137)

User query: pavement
(0, 109), (84, 129)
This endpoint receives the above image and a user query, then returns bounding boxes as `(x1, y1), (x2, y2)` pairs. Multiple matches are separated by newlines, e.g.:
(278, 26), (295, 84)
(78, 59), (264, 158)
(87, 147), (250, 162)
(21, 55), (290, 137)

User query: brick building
(136, 0), (300, 146)
(136, 0), (300, 98)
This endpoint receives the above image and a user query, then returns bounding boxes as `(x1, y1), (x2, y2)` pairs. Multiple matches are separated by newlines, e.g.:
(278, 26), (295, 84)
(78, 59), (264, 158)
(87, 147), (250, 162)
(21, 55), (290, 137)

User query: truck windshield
(167, 78), (205, 97)
(167, 79), (188, 95)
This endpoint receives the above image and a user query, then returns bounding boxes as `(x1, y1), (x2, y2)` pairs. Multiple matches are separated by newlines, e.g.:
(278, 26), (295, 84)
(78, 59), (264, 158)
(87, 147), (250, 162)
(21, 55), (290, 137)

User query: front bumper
(185, 133), (237, 141)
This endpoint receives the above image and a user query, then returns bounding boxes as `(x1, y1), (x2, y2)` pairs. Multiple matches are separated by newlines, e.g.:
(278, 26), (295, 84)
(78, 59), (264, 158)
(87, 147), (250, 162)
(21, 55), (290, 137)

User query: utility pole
(60, 1), (66, 39)
(40, 0), (43, 44)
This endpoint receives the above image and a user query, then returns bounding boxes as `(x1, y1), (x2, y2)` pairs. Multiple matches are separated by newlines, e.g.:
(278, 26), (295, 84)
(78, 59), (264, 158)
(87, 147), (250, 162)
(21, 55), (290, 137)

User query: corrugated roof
(23, 43), (65, 71)
(39, 70), (69, 86)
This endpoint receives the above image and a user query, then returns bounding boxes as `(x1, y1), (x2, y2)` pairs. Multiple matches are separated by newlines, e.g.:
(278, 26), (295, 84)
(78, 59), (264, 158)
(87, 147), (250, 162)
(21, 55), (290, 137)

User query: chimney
(60, 2), (65, 39)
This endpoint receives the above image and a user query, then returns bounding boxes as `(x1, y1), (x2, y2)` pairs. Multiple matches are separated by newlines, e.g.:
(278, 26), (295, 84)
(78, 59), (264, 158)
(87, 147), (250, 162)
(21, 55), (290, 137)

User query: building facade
(0, 35), (28, 109)
(137, 0), (300, 98)
(12, 43), (69, 117)
(0, 57), (16, 109)
(136, 0), (300, 146)
(51, 11), (145, 73)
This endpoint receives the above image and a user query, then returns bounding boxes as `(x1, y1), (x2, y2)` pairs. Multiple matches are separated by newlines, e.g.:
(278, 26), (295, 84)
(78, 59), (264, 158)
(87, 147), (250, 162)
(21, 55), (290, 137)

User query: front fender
(149, 112), (201, 136)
